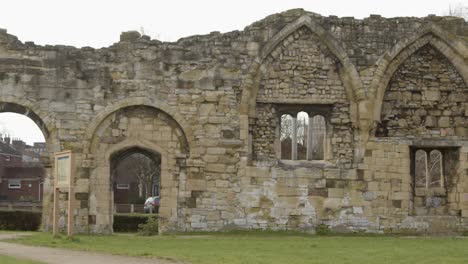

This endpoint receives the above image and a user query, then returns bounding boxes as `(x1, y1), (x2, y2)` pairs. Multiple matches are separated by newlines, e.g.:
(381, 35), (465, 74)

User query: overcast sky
(0, 0), (465, 145)
(0, 0), (464, 47)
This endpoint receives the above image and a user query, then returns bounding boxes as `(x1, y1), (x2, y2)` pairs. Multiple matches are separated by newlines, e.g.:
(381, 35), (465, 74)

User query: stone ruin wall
(0, 9), (467, 234)
(381, 45), (467, 138)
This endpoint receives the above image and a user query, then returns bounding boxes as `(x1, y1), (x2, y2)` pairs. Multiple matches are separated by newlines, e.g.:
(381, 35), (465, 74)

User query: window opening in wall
(415, 150), (427, 188)
(8, 179), (21, 189)
(428, 150), (443, 188)
(410, 147), (458, 215)
(116, 183), (130, 190)
(310, 115), (326, 160)
(414, 149), (444, 189)
(278, 106), (329, 161)
(111, 148), (161, 215)
(297, 111), (309, 160)
(280, 114), (293, 160)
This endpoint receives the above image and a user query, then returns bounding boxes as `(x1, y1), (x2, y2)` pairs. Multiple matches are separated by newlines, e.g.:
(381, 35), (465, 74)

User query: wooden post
(67, 152), (75, 238)
(52, 187), (59, 238)
(53, 150), (75, 239)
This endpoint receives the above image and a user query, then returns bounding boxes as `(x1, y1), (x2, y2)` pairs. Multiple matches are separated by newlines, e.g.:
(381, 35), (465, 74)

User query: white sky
(0, 113), (45, 145)
(0, 0), (464, 48)
(0, 0), (465, 144)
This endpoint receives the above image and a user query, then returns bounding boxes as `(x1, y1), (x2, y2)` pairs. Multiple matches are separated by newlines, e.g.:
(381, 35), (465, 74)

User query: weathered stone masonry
(0, 9), (467, 234)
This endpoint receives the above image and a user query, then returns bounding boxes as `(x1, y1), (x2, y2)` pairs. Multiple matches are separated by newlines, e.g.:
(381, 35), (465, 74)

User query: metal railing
(0, 201), (42, 212)
(114, 204), (145, 214)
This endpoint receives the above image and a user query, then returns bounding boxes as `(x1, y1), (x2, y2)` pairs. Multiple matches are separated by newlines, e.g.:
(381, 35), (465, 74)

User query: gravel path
(0, 233), (187, 264)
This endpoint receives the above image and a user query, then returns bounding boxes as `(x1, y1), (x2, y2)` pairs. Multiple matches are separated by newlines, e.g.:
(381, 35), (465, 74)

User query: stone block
(462, 210), (468, 218)
(294, 167), (322, 178)
(392, 192), (409, 200)
(205, 164), (226, 173)
(323, 198), (342, 210)
(438, 116), (450, 128)
(187, 180), (206, 191)
(367, 181), (379, 191)
(324, 169), (341, 179)
(328, 188), (344, 198)
(326, 180), (347, 188)
(423, 90), (440, 101)
(308, 188), (328, 197)
(246, 167), (270, 178)
(455, 127), (468, 137)
(314, 179), (326, 188)
(424, 116), (437, 127)
(75, 192), (89, 201)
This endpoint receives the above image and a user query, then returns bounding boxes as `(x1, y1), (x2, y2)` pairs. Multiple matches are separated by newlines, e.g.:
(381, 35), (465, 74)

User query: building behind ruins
(0, 9), (467, 234)
(0, 137), (45, 202)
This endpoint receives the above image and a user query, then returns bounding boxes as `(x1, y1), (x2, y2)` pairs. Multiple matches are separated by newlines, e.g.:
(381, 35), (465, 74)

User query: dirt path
(0, 233), (187, 264)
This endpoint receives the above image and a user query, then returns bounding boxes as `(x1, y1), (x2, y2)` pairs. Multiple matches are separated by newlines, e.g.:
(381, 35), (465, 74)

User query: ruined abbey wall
(0, 9), (467, 234)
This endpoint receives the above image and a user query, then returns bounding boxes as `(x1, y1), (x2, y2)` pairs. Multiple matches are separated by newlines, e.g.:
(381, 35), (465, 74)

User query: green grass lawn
(8, 232), (468, 264)
(0, 255), (45, 264)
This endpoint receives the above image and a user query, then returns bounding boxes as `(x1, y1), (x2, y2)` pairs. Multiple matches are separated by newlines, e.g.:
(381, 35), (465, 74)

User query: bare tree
(280, 114), (293, 140)
(127, 153), (160, 198)
(445, 3), (468, 20)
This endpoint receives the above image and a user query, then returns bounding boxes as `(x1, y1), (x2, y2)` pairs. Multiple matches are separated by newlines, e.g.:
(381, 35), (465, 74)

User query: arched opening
(414, 150), (428, 188)
(412, 148), (451, 215)
(88, 105), (189, 233)
(309, 115), (326, 160)
(296, 112), (309, 160)
(428, 150), (443, 188)
(280, 114), (293, 160)
(110, 147), (161, 225)
(0, 106), (50, 230)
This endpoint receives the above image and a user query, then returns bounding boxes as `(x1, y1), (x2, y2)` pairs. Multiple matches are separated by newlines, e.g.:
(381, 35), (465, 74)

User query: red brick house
(0, 137), (45, 202)
(113, 153), (160, 204)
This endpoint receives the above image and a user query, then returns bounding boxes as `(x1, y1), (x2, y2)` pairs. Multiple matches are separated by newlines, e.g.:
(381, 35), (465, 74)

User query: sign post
(52, 150), (75, 238)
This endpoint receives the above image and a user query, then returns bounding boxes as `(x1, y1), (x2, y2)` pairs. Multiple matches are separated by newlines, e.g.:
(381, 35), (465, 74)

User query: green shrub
(129, 197), (146, 204)
(137, 215), (159, 236)
(113, 214), (153, 232)
(316, 224), (331, 236)
(0, 210), (41, 231)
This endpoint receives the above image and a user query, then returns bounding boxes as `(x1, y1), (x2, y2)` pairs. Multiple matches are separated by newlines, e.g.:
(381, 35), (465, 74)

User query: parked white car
(144, 196), (160, 213)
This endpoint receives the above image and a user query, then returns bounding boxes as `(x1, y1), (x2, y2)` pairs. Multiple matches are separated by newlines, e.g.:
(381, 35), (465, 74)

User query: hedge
(0, 211), (41, 231)
(113, 214), (157, 232)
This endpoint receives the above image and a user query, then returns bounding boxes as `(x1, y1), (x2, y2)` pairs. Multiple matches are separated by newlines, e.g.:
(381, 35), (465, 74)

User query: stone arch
(0, 97), (59, 232)
(239, 15), (363, 159)
(83, 97), (193, 155)
(86, 103), (189, 233)
(0, 96), (56, 141)
(104, 138), (169, 174)
(101, 138), (171, 233)
(371, 24), (468, 122)
(239, 15), (363, 118)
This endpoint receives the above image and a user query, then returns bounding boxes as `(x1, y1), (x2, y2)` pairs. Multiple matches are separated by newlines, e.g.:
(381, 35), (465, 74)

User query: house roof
(4, 166), (44, 179)
(0, 141), (21, 157)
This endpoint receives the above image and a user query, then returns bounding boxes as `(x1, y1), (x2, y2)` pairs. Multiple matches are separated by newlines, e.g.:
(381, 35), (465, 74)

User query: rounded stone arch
(83, 97), (193, 155)
(87, 105), (189, 233)
(370, 24), (468, 122)
(0, 96), (61, 158)
(239, 15), (363, 118)
(0, 96), (60, 232)
(0, 96), (56, 141)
